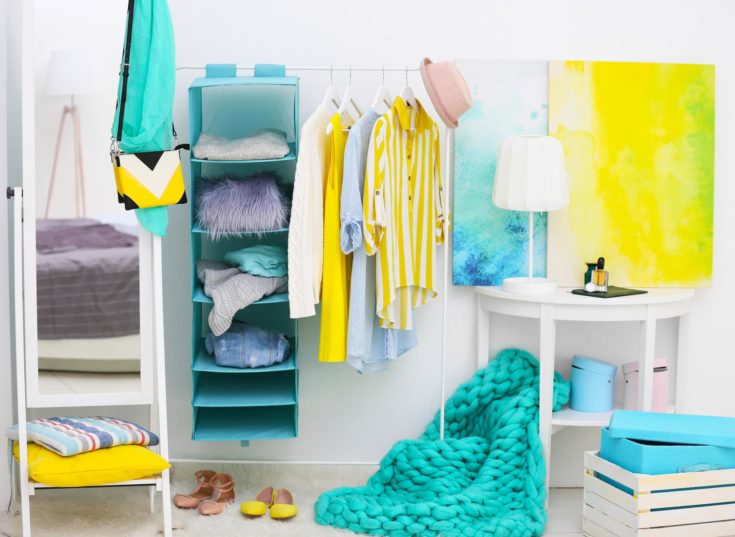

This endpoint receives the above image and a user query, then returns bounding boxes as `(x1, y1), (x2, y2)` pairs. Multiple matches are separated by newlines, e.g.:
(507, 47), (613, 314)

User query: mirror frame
(21, 4), (153, 408)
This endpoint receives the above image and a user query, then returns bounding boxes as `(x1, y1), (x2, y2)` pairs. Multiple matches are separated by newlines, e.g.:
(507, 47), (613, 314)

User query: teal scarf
(111, 0), (176, 236)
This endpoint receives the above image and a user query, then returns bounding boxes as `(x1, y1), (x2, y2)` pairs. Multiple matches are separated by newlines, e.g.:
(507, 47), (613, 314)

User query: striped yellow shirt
(363, 97), (445, 330)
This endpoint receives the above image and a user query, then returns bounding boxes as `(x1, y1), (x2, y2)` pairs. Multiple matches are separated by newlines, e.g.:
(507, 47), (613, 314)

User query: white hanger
(321, 65), (341, 113)
(327, 66), (362, 134)
(400, 66), (416, 108)
(371, 66), (393, 114)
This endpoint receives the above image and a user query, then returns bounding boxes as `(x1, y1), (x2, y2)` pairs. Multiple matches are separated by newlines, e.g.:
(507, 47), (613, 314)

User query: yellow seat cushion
(13, 442), (170, 487)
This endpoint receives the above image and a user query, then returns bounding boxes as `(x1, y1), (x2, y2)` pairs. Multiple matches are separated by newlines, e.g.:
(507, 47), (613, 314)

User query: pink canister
(622, 358), (669, 412)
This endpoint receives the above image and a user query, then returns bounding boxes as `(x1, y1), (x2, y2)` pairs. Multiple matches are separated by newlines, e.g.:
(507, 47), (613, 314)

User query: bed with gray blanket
(36, 218), (140, 372)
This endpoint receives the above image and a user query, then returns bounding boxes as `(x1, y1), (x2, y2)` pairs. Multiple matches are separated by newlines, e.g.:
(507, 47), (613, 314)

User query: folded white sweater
(193, 129), (290, 161)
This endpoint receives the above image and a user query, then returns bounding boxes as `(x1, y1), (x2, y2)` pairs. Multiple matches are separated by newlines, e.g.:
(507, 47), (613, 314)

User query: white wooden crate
(583, 451), (735, 536)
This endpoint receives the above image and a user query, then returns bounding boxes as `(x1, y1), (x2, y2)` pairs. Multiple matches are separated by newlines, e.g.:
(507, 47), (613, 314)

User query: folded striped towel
(7, 417), (159, 457)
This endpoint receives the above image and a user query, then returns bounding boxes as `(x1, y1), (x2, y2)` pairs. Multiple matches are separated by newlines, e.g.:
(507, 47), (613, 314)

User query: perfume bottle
(584, 262), (598, 285)
(593, 257), (609, 292)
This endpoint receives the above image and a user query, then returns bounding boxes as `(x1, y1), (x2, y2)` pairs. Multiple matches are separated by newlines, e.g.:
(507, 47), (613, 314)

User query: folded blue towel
(224, 244), (288, 277)
(205, 321), (290, 368)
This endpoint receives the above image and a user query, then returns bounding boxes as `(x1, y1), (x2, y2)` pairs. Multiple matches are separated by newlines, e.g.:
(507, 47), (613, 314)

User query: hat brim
(420, 57), (459, 129)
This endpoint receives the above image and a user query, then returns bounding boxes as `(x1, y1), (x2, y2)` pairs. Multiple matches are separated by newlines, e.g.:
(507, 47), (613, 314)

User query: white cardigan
(288, 104), (332, 318)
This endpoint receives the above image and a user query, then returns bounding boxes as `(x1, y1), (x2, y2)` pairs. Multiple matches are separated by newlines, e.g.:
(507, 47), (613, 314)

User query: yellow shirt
(318, 113), (353, 362)
(363, 97), (445, 330)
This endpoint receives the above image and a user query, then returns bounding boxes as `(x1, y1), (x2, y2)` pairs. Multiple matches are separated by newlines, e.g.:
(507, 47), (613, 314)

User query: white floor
(0, 463), (584, 536)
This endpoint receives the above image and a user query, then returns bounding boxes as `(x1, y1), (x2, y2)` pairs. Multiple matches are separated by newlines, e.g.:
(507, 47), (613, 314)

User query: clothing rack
(176, 61), (452, 446)
(176, 65), (420, 73)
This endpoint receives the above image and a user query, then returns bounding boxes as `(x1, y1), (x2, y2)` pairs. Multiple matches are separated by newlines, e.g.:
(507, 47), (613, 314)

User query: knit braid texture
(315, 348), (570, 537)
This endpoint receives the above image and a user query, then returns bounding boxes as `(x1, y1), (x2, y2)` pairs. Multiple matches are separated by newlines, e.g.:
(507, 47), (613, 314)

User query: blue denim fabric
(205, 321), (290, 368)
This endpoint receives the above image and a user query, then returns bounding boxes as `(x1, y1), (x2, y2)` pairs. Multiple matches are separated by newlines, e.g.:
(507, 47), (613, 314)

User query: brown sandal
(198, 473), (236, 516)
(173, 469), (216, 509)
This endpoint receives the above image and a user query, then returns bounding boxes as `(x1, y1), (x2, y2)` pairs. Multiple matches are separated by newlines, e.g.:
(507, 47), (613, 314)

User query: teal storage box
(570, 355), (616, 412)
(600, 410), (735, 474)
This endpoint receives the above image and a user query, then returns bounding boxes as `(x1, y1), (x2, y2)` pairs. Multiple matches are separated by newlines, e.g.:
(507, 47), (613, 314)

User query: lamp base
(501, 277), (557, 295)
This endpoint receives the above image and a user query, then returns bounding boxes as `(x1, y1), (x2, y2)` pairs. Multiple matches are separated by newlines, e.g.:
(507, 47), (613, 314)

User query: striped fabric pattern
(363, 97), (445, 330)
(7, 417), (159, 457)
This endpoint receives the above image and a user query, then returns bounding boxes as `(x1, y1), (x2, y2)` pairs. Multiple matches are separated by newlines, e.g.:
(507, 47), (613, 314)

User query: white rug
(0, 462), (376, 537)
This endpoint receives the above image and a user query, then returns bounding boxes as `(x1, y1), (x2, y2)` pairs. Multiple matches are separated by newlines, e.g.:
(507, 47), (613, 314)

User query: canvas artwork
(453, 60), (549, 286)
(548, 61), (715, 287)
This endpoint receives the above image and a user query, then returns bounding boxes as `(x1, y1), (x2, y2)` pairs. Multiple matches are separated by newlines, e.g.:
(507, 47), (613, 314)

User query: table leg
(638, 306), (657, 411)
(539, 304), (555, 505)
(675, 312), (690, 413)
(477, 297), (491, 370)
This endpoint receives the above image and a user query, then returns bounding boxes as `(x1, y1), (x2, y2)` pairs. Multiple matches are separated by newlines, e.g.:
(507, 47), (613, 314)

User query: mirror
(26, 2), (150, 404)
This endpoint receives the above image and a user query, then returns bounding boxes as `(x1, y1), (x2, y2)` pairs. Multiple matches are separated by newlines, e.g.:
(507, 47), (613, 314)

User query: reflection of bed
(38, 334), (140, 373)
(36, 218), (140, 373)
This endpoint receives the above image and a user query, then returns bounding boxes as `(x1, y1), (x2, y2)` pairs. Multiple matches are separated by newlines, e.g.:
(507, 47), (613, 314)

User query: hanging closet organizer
(188, 64), (300, 445)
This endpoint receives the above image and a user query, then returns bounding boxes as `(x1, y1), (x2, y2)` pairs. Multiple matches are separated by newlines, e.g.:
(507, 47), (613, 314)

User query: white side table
(475, 286), (694, 496)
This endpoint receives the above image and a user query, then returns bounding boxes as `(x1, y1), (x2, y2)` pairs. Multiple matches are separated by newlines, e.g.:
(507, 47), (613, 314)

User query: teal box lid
(572, 355), (617, 377)
(609, 410), (735, 449)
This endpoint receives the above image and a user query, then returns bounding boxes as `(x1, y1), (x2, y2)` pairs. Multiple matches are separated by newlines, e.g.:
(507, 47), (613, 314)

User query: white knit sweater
(288, 105), (332, 318)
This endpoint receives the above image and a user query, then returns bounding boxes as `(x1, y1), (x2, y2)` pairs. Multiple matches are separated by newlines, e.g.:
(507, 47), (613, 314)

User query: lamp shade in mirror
(45, 49), (100, 97)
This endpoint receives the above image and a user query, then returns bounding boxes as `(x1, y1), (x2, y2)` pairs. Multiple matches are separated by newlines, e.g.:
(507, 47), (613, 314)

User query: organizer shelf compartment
(193, 373), (296, 407)
(189, 64), (299, 443)
(190, 143), (297, 165)
(191, 223), (289, 236)
(192, 285), (289, 305)
(193, 340), (296, 374)
(193, 406), (297, 442)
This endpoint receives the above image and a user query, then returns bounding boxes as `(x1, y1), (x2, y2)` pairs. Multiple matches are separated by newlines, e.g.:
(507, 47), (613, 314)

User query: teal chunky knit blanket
(315, 349), (570, 537)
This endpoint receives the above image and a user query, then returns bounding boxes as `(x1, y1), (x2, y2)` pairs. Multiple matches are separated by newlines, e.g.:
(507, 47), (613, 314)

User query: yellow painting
(548, 61), (715, 287)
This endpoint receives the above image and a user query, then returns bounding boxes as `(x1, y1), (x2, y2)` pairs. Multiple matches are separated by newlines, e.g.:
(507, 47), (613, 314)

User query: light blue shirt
(340, 108), (417, 373)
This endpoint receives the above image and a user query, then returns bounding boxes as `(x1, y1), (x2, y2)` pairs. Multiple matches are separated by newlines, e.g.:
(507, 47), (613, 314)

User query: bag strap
(115, 0), (135, 143)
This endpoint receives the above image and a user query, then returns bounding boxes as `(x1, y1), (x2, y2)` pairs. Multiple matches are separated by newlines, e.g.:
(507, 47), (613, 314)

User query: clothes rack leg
(152, 235), (173, 537)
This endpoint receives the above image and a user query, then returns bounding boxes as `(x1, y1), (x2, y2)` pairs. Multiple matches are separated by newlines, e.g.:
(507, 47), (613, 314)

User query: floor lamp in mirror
(44, 49), (98, 218)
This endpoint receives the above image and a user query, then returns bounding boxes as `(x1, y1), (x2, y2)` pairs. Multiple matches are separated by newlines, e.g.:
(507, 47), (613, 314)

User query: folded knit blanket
(193, 129), (290, 161)
(315, 348), (570, 537)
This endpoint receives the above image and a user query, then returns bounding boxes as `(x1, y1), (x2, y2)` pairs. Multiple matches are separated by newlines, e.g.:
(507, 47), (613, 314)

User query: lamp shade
(45, 49), (100, 97)
(492, 135), (568, 212)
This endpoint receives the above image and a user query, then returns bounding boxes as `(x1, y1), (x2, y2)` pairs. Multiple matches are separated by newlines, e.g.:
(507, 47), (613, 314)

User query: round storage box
(622, 357), (669, 412)
(570, 355), (617, 412)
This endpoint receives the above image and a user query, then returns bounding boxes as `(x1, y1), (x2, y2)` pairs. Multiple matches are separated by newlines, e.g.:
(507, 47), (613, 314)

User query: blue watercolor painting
(453, 60), (549, 286)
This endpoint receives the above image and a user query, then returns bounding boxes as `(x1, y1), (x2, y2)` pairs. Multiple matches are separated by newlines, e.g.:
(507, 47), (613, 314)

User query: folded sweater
(193, 129), (290, 161)
(197, 260), (288, 336)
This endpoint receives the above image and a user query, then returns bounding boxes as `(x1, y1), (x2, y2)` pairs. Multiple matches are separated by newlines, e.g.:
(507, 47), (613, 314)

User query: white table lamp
(44, 49), (99, 218)
(493, 135), (568, 294)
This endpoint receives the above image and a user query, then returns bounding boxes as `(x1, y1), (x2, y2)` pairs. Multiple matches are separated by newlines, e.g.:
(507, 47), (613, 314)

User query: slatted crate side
(584, 452), (735, 537)
(584, 461), (735, 513)
(584, 451), (640, 494)
(584, 505), (735, 537)
(638, 482), (735, 511)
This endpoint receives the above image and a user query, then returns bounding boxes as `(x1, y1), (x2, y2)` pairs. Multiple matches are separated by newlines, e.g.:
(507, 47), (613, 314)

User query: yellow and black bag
(112, 147), (187, 210)
(110, 0), (187, 211)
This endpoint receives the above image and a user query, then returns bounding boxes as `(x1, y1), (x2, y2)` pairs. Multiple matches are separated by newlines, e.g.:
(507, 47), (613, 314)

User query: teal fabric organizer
(188, 64), (299, 445)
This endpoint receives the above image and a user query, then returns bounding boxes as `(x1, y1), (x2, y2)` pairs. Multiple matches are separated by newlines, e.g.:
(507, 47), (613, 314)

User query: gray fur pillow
(195, 174), (289, 239)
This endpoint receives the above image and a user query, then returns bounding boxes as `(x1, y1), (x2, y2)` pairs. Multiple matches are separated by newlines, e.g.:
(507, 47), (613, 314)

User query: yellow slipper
(240, 486), (274, 517)
(270, 488), (298, 520)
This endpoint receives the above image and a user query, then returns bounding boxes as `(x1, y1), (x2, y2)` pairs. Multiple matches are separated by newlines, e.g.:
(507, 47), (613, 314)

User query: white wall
(9, 0), (735, 488)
